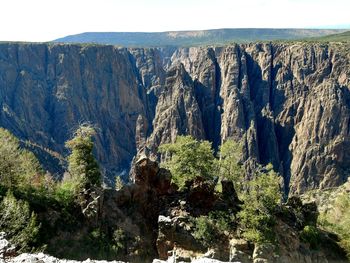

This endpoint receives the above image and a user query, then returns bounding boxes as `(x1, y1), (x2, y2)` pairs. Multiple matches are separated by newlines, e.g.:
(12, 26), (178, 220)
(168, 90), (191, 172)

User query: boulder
(0, 232), (16, 259)
(229, 238), (252, 263)
(186, 177), (216, 214)
(129, 157), (172, 195)
(157, 215), (203, 259)
(283, 196), (319, 229)
(221, 179), (241, 206)
(252, 243), (277, 263)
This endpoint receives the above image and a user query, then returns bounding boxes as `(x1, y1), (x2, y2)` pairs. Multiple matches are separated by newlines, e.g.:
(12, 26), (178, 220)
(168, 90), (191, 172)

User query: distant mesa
(53, 28), (348, 47)
(308, 30), (350, 42)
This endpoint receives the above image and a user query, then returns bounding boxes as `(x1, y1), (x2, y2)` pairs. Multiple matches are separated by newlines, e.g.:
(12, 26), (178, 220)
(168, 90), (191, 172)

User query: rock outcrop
(0, 232), (15, 259)
(99, 157), (175, 261)
(101, 158), (242, 262)
(1, 232), (126, 263)
(1, 253), (125, 263)
(0, 42), (349, 194)
(110, 159), (347, 263)
(1, 158), (348, 262)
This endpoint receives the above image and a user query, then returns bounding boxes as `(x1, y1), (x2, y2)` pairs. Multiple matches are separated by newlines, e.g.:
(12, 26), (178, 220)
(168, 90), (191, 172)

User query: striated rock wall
(0, 43), (148, 180)
(147, 43), (350, 195)
(0, 42), (349, 194)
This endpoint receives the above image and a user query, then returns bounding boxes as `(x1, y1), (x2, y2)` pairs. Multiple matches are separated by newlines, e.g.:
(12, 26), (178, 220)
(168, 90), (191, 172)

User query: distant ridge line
(54, 28), (347, 47)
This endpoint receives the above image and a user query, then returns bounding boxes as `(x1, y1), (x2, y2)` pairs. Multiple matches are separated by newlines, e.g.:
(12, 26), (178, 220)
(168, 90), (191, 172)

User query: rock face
(1, 232), (127, 263)
(0, 43), (149, 180)
(147, 63), (205, 152)
(0, 42), (349, 194)
(101, 157), (174, 261)
(104, 159), (347, 263)
(1, 159), (348, 262)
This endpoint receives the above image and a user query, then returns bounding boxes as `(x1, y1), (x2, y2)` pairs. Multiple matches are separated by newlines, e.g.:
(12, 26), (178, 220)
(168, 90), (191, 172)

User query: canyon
(0, 42), (349, 195)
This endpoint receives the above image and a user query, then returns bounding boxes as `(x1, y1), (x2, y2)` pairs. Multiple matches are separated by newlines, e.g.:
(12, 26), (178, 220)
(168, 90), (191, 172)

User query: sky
(1, 0), (349, 42)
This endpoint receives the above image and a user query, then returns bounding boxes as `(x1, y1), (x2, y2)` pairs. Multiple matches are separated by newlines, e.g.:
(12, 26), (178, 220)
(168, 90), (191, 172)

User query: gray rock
(229, 239), (251, 263)
(152, 257), (234, 263)
(0, 232), (15, 259)
(5, 253), (125, 263)
(0, 42), (349, 194)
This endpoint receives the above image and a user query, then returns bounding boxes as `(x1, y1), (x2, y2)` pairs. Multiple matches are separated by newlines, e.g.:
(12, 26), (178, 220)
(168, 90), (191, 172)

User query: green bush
(218, 139), (243, 195)
(0, 191), (40, 252)
(318, 191), (350, 258)
(192, 216), (218, 247)
(111, 228), (127, 254)
(48, 226), (128, 260)
(237, 164), (282, 244)
(192, 211), (235, 247)
(0, 128), (43, 189)
(208, 210), (236, 233)
(238, 209), (275, 243)
(159, 136), (216, 189)
(300, 225), (321, 249)
(54, 179), (77, 207)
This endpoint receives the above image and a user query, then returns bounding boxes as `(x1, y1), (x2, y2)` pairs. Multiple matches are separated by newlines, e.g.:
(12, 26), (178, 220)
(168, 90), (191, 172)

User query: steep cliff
(0, 43), (148, 180)
(0, 42), (349, 194)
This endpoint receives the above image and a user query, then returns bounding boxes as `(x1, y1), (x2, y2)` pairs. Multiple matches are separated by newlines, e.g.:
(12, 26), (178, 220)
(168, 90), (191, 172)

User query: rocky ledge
(76, 158), (348, 262)
(1, 158), (348, 262)
(0, 232), (228, 263)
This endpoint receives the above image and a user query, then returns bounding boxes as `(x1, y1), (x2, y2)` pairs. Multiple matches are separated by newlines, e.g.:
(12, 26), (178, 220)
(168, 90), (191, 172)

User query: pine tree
(65, 124), (101, 190)
(218, 139), (243, 195)
(0, 191), (40, 252)
(0, 128), (42, 189)
(238, 164), (282, 243)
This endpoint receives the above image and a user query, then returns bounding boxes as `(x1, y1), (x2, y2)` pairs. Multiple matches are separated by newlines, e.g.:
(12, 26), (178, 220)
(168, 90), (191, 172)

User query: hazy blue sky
(1, 0), (349, 41)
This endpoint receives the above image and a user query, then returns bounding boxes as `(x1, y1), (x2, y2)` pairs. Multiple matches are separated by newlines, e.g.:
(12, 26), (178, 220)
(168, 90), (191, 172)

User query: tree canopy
(0, 128), (42, 189)
(159, 136), (283, 243)
(158, 135), (216, 188)
(0, 191), (40, 252)
(65, 124), (101, 190)
(238, 164), (282, 243)
(218, 139), (243, 194)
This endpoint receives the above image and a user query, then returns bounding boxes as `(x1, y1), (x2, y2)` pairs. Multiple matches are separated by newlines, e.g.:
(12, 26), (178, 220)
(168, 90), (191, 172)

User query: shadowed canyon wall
(0, 42), (349, 194)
